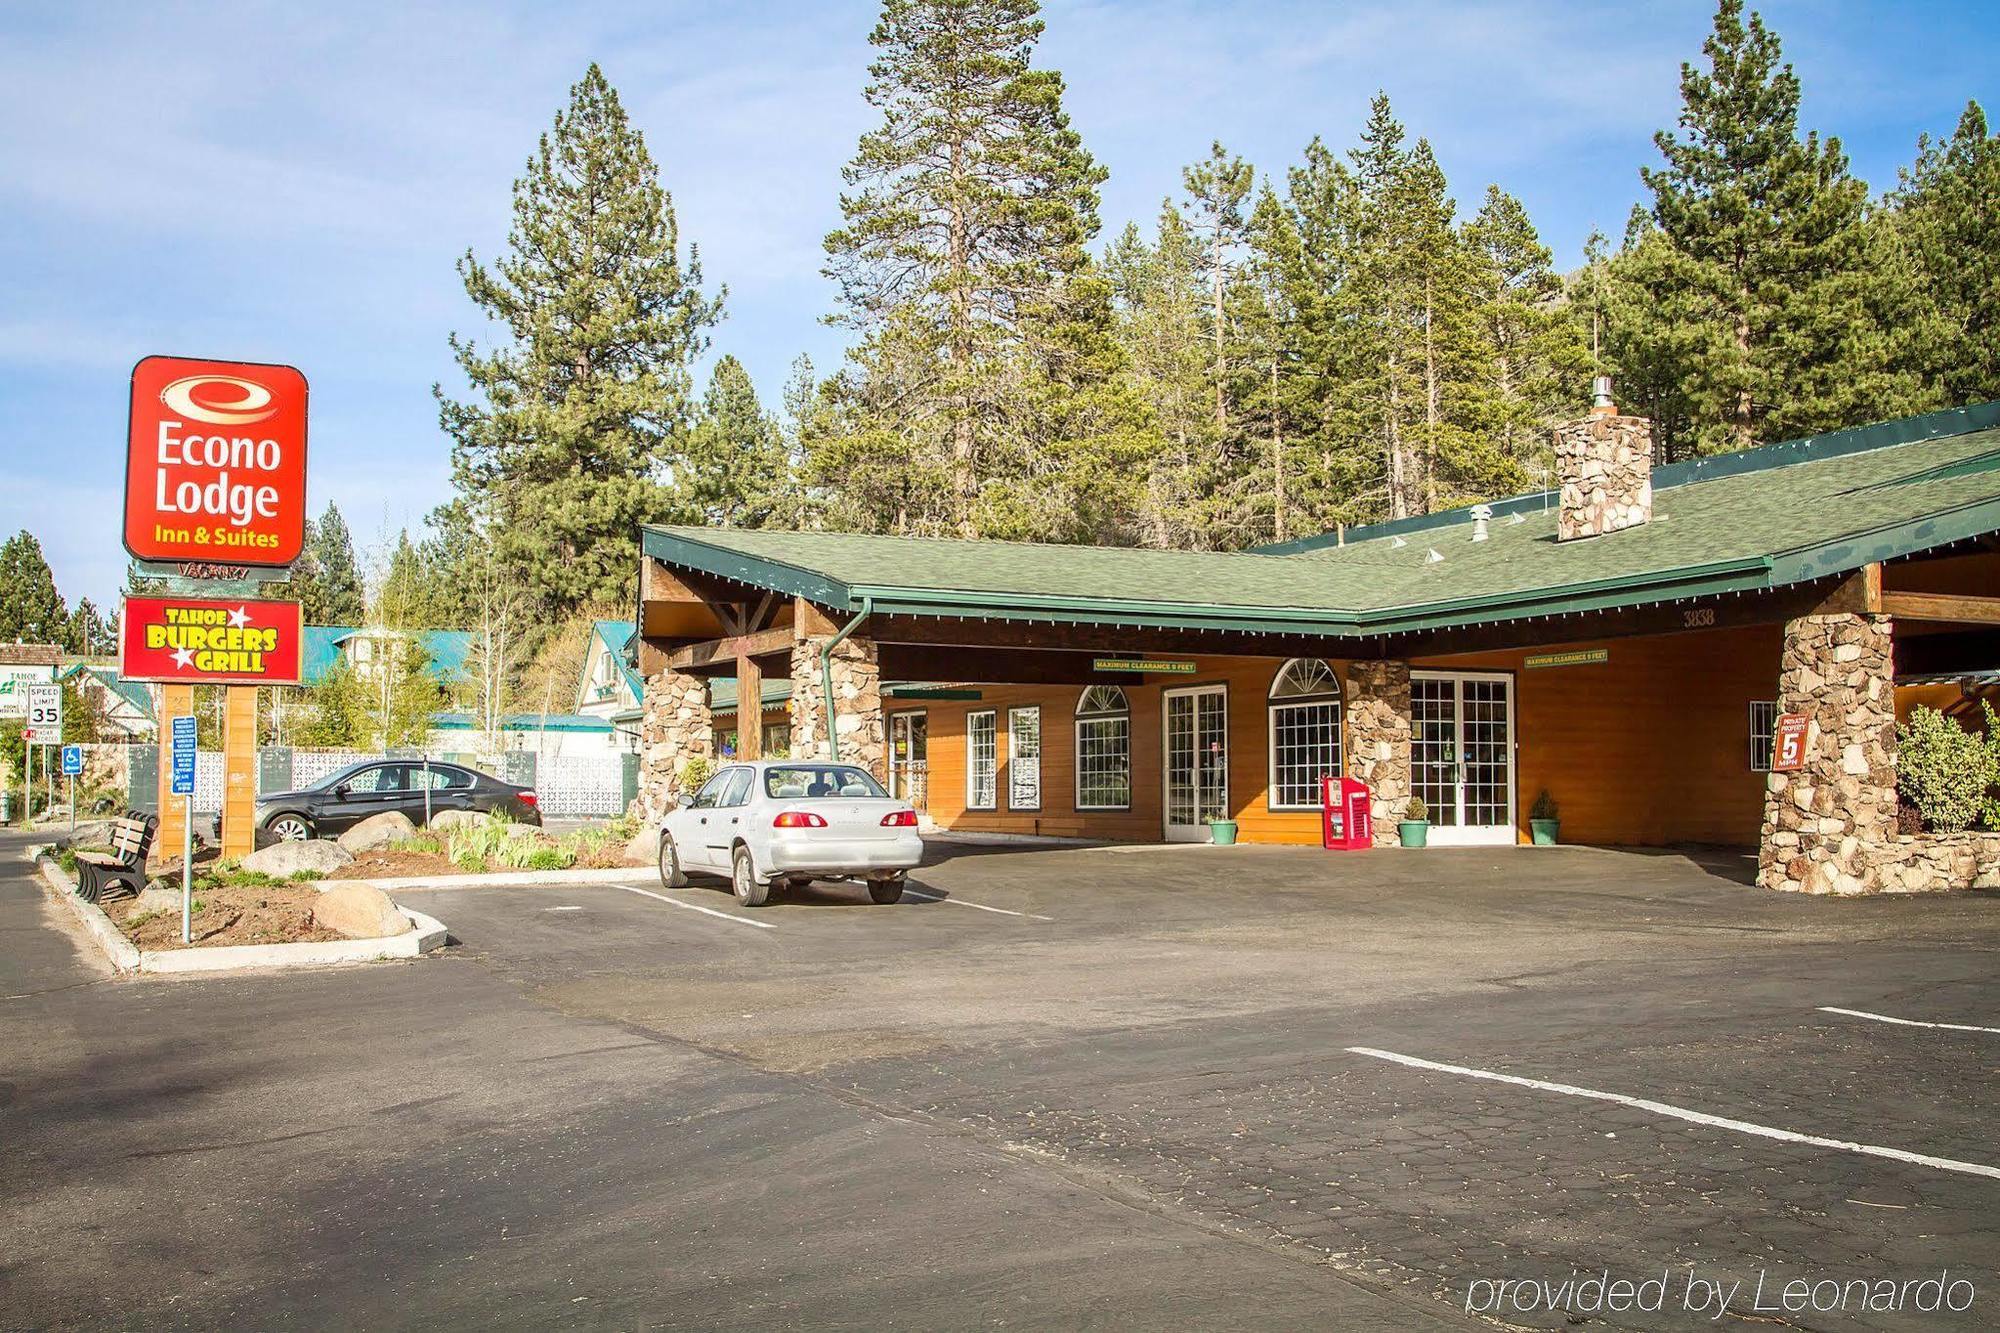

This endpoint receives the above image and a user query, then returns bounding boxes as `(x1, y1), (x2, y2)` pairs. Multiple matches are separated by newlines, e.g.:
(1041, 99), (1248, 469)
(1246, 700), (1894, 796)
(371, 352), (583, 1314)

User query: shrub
(289, 869), (325, 882)
(1896, 706), (1992, 833)
(677, 756), (716, 798)
(1405, 796), (1428, 823)
(522, 845), (575, 871)
(1529, 789), (1558, 822)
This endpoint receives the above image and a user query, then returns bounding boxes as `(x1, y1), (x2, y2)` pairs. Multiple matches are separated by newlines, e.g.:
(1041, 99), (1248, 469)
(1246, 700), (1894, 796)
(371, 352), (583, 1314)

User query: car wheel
(731, 844), (769, 907)
(267, 814), (313, 842)
(658, 833), (688, 889)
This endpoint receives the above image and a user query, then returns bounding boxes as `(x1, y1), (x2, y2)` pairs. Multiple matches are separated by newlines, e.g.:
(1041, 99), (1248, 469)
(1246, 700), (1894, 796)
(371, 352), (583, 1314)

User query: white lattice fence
(534, 755), (626, 816)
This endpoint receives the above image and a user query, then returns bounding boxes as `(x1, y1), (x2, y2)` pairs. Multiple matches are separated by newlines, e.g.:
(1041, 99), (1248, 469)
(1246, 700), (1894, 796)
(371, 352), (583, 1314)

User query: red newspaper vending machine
(1321, 776), (1373, 850)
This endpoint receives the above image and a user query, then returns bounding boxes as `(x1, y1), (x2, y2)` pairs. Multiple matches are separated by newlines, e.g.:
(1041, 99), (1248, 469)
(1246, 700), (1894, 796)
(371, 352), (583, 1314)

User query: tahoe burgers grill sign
(124, 355), (309, 565)
(120, 596), (304, 686)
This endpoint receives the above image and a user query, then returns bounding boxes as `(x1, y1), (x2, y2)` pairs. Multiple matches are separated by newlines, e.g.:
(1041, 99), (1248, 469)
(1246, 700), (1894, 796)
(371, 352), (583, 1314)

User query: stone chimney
(1554, 376), (1653, 541)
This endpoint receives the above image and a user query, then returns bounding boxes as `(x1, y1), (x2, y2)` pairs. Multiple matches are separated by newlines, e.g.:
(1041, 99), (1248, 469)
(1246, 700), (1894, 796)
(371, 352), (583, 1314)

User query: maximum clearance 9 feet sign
(124, 355), (309, 565)
(120, 597), (304, 686)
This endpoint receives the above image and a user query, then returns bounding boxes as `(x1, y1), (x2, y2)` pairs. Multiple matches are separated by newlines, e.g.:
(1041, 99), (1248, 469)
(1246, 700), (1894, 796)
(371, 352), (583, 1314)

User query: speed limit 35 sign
(25, 684), (61, 744)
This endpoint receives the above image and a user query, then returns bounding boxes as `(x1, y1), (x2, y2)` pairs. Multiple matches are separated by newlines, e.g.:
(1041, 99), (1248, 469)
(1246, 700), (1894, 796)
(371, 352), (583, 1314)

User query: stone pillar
(1346, 660), (1412, 847)
(637, 668), (712, 824)
(1554, 413), (1653, 541)
(1758, 613), (1897, 895)
(791, 635), (886, 782)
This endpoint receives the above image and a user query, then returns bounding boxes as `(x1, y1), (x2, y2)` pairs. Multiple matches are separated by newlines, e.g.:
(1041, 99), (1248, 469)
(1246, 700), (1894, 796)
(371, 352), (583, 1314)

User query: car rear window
(763, 766), (888, 800)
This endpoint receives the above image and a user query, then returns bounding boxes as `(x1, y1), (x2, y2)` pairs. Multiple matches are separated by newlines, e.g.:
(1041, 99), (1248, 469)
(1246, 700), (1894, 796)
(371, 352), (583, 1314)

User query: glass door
(1163, 684), (1228, 841)
(1411, 672), (1516, 845)
(888, 712), (928, 813)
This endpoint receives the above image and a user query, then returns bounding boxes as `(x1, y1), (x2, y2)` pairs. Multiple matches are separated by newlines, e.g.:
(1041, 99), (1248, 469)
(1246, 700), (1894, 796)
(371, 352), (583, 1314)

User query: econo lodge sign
(124, 355), (309, 565)
(120, 596), (304, 686)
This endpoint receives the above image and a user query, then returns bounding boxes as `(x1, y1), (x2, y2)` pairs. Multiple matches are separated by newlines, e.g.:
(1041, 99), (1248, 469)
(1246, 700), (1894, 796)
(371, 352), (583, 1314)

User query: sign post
(61, 744), (82, 832)
(170, 715), (197, 944)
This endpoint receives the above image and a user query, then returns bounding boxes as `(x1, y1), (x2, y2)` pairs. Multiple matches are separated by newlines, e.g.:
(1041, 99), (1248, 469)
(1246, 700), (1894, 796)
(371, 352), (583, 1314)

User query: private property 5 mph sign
(124, 355), (309, 565)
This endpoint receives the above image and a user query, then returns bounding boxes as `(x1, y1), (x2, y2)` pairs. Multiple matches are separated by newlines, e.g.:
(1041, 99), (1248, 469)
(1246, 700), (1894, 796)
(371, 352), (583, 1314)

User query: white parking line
(1818, 1006), (2000, 1036)
(1346, 1046), (2000, 1182)
(901, 887), (1053, 921)
(614, 884), (776, 930)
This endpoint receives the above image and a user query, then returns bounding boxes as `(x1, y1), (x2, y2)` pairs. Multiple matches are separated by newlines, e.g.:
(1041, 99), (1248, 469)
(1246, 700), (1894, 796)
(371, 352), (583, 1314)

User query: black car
(255, 760), (541, 841)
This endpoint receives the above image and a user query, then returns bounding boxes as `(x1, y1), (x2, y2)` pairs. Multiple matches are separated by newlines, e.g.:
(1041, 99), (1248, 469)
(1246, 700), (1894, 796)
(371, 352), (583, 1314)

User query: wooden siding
(903, 625), (1782, 849)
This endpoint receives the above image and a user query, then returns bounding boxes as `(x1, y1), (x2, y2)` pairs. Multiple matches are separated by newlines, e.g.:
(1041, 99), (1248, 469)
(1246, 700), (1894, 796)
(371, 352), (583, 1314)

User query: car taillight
(880, 809), (917, 827)
(517, 791), (538, 808)
(773, 811), (827, 828)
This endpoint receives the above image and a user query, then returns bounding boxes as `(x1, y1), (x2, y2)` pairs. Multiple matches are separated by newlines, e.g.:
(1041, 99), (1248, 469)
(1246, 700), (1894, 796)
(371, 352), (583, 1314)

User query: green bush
(678, 756), (716, 798)
(522, 845), (575, 871)
(1529, 789), (1558, 822)
(1405, 796), (1429, 823)
(1896, 706), (1993, 833)
(289, 869), (325, 882)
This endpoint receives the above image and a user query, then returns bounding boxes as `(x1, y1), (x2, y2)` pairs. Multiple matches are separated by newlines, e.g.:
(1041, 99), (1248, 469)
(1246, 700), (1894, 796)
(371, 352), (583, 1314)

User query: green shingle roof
(641, 401), (2000, 639)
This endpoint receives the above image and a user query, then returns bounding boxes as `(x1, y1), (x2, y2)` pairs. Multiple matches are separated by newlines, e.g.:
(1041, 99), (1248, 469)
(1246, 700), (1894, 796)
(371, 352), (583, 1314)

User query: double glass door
(1411, 672), (1516, 844)
(1163, 684), (1228, 841)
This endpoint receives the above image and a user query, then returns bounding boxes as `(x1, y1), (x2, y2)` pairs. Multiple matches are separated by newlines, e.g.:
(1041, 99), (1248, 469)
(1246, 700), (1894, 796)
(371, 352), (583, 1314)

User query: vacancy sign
(124, 356), (309, 565)
(120, 596), (304, 685)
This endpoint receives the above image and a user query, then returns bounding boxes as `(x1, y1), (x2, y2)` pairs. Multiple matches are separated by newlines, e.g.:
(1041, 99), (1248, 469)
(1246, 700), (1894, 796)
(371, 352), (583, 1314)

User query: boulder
(312, 883), (411, 939)
(61, 820), (118, 851)
(127, 887), (181, 919)
(242, 839), (354, 877)
(428, 809), (490, 833)
(337, 811), (418, 854)
(623, 826), (660, 865)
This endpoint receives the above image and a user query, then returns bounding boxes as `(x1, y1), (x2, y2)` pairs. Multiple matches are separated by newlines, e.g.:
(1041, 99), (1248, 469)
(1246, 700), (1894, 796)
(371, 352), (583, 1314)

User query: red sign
(119, 597), (304, 686)
(1772, 712), (1811, 772)
(1322, 775), (1374, 850)
(124, 355), (309, 565)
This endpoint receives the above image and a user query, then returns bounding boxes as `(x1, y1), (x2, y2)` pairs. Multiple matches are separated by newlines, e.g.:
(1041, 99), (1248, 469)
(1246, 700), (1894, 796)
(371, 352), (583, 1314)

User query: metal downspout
(820, 596), (873, 762)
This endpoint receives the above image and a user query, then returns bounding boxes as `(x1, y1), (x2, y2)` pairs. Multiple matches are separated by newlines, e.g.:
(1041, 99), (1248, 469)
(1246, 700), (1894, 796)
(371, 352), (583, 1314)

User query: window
(1268, 658), (1343, 811)
(688, 770), (732, 809)
(1749, 701), (1779, 772)
(410, 763), (474, 790)
(1008, 706), (1042, 810)
(763, 765), (888, 800)
(335, 764), (403, 794)
(717, 767), (755, 808)
(1075, 686), (1131, 810)
(967, 710), (998, 810)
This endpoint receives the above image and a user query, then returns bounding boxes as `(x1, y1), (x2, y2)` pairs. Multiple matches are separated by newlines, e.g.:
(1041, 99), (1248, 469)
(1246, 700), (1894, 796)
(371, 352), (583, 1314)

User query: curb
(33, 853), (448, 976)
(350, 865), (645, 892)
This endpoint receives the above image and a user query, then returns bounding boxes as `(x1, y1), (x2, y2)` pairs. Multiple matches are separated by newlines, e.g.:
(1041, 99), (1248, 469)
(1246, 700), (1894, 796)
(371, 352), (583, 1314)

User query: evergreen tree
(440, 63), (721, 615)
(0, 532), (68, 645)
(818, 0), (1137, 540)
(295, 660), (369, 748)
(1618, 0), (1932, 459)
(300, 503), (364, 625)
(1888, 101), (2000, 405)
(68, 598), (110, 657)
(684, 357), (792, 528)
(1181, 142), (1254, 432)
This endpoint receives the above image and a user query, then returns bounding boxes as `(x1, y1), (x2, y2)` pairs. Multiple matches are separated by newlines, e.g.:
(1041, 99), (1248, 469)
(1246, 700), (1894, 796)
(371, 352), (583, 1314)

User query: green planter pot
(1208, 820), (1239, 846)
(1397, 820), (1429, 848)
(1530, 818), (1559, 846)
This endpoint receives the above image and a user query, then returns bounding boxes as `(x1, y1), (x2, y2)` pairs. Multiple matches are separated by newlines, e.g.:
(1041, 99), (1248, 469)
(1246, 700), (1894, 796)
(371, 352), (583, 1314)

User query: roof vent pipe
(1590, 374), (1617, 417)
(1469, 504), (1492, 542)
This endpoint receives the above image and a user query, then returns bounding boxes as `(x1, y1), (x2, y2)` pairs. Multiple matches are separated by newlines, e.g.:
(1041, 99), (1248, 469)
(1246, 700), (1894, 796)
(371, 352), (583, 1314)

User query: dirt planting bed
(329, 849), (464, 881)
(118, 883), (345, 949)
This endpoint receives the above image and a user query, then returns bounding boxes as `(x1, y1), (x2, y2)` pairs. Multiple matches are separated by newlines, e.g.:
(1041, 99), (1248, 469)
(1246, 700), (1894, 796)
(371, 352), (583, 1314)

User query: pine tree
(440, 63), (721, 615)
(295, 660), (369, 748)
(1463, 186), (1589, 493)
(1181, 142), (1254, 432)
(684, 357), (791, 528)
(1620, 0), (1932, 458)
(819, 0), (1123, 539)
(300, 503), (364, 625)
(68, 598), (110, 657)
(0, 532), (68, 645)
(1888, 101), (2000, 405)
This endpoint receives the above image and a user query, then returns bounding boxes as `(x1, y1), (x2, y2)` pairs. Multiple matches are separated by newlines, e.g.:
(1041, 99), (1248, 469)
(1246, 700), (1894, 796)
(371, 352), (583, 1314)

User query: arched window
(1267, 660), (1342, 811)
(1075, 686), (1131, 811)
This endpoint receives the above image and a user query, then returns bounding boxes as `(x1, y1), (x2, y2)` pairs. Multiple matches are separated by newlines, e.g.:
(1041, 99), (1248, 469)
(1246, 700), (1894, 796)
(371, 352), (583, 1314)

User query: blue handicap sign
(169, 715), (197, 797)
(60, 744), (83, 776)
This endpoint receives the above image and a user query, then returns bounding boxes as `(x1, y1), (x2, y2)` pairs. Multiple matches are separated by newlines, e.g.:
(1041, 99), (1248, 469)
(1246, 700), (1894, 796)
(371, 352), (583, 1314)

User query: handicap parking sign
(169, 715), (197, 797)
(60, 744), (82, 777)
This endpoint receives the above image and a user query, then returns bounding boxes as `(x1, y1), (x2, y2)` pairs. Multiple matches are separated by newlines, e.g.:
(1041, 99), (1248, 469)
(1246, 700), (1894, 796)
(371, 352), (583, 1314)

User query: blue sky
(3, 0), (1994, 611)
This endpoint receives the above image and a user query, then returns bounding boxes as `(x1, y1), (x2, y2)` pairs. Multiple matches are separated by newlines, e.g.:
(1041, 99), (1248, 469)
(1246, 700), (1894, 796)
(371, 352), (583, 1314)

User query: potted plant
(1529, 789), (1560, 845)
(1397, 796), (1429, 848)
(1208, 814), (1239, 845)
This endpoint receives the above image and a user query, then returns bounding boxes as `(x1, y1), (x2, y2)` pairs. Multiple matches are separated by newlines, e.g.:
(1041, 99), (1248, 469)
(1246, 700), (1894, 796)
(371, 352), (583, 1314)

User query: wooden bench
(73, 812), (159, 905)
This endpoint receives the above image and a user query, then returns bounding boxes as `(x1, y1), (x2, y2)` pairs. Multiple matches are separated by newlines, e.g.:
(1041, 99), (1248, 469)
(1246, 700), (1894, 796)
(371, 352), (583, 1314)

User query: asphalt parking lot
(5, 830), (1998, 1329)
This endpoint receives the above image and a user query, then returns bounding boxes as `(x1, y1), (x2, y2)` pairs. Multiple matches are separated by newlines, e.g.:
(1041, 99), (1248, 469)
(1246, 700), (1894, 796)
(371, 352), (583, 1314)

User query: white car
(658, 759), (924, 906)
